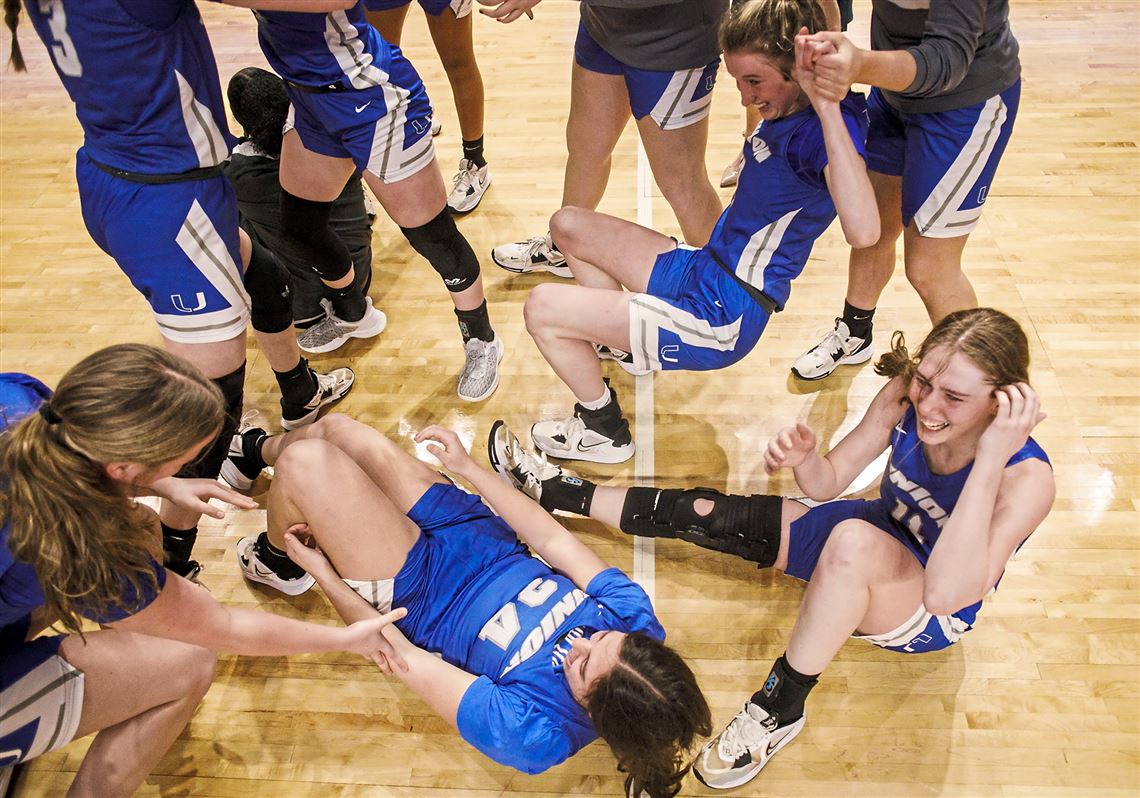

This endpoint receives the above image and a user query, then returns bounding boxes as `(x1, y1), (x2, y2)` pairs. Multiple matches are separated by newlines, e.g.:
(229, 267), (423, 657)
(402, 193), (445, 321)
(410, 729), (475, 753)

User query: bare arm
(923, 385), (1054, 614)
(414, 426), (609, 591)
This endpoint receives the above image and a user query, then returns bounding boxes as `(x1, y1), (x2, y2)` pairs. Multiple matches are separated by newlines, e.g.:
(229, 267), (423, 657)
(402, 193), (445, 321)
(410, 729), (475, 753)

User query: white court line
(633, 138), (655, 601)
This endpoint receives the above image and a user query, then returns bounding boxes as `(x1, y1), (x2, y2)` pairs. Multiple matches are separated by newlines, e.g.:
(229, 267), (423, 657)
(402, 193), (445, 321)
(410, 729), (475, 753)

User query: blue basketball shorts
(363, 0), (472, 17)
(75, 150), (251, 344)
(626, 244), (771, 372)
(865, 81), (1021, 238)
(285, 48), (435, 184)
(342, 482), (529, 648)
(784, 498), (981, 653)
(0, 619), (84, 767)
(573, 23), (719, 130)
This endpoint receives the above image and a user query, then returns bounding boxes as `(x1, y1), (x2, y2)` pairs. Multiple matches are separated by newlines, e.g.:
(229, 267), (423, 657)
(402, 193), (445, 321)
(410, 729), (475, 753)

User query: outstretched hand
(977, 384), (1046, 465)
(795, 30), (858, 104)
(477, 0), (539, 23)
(343, 610), (410, 673)
(415, 425), (476, 477)
(148, 477), (257, 518)
(792, 29), (840, 108)
(764, 422), (818, 475)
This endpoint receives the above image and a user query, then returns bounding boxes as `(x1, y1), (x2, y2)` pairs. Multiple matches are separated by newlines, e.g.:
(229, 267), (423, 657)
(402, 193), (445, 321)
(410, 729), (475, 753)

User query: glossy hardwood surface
(1, 1), (1137, 795)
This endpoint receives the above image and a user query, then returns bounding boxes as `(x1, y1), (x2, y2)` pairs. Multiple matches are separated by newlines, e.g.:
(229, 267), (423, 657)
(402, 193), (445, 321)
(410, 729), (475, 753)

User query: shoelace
(526, 235), (555, 261)
(512, 441), (560, 485)
(452, 161), (477, 193)
(461, 339), (495, 382)
(717, 706), (774, 760)
(301, 316), (344, 347)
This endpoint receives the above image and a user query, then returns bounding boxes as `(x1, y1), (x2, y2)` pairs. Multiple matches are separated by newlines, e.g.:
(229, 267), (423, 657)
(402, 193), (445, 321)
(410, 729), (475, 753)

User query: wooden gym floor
(1, 1), (1137, 795)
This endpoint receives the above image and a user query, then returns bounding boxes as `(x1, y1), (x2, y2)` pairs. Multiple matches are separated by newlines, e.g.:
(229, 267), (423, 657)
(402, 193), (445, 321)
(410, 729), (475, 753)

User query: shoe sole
(448, 174), (492, 215)
(790, 343), (874, 382)
(280, 369), (357, 431)
(297, 309), (388, 355)
(693, 716), (806, 790)
(531, 424), (636, 465)
(235, 536), (316, 596)
(486, 419), (519, 489)
(457, 339), (504, 403)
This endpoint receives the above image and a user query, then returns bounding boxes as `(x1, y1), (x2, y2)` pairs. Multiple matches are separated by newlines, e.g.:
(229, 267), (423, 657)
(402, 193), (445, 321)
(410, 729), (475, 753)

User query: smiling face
(908, 347), (998, 446)
(564, 630), (627, 703)
(724, 51), (806, 121)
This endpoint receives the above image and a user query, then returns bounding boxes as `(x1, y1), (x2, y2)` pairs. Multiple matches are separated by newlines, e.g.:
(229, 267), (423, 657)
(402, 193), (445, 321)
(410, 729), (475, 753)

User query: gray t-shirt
(872, 0), (1020, 113)
(581, 0), (729, 72)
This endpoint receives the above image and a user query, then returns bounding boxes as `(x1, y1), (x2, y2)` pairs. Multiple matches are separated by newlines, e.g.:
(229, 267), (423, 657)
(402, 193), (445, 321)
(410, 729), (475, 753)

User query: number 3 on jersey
(39, 0), (83, 77)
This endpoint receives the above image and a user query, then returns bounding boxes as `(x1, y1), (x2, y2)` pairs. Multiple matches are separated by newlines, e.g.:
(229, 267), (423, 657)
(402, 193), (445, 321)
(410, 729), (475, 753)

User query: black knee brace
(400, 207), (481, 293)
(280, 189), (354, 283)
(176, 363), (245, 481)
(244, 236), (294, 334)
(618, 487), (781, 567)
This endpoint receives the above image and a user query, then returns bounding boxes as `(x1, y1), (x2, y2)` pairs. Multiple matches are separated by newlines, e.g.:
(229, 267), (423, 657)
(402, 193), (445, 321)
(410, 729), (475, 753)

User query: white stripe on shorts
(174, 70), (229, 168)
(649, 67), (714, 131)
(853, 603), (968, 651)
(326, 12), (389, 90)
(165, 199), (251, 343)
(628, 293), (743, 372)
(343, 576), (396, 614)
(735, 207), (800, 290)
(912, 93), (1008, 238)
(0, 655), (84, 764)
(365, 83), (436, 184)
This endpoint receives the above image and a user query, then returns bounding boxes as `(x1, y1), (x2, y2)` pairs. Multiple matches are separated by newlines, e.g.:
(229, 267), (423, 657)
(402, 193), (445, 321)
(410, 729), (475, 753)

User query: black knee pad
(280, 189), (353, 283)
(400, 208), (480, 293)
(619, 487), (781, 567)
(244, 235), (294, 334)
(176, 363), (245, 481)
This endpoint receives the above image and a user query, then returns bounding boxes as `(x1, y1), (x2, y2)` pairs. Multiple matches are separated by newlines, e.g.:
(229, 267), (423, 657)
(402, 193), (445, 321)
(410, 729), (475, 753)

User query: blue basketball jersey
(24, 0), (233, 175)
(253, 5), (396, 89)
(705, 92), (868, 310)
(880, 405), (1050, 562)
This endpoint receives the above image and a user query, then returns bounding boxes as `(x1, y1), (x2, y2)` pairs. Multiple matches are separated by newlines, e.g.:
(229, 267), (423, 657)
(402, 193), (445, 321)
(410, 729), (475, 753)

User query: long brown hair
(586, 633), (712, 798)
(0, 344), (223, 633)
(874, 307), (1032, 388)
(4, 0), (25, 72)
(719, 0), (827, 76)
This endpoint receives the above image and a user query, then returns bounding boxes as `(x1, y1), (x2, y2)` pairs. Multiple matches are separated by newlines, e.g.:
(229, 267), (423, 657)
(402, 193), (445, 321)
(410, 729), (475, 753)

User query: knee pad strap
(400, 208), (480, 293)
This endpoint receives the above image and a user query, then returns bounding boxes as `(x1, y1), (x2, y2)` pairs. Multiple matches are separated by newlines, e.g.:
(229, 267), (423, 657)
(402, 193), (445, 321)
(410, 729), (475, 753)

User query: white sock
(578, 386), (611, 411)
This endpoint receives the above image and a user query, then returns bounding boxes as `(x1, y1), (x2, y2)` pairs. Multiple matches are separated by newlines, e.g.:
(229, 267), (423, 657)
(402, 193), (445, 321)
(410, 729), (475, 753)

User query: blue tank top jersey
(24, 0), (233, 175)
(880, 405), (1050, 562)
(253, 5), (396, 89)
(705, 92), (868, 311)
(452, 566), (664, 774)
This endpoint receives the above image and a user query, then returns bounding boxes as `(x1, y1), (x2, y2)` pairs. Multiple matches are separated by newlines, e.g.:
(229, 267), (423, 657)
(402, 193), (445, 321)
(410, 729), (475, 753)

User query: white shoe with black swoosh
(693, 702), (805, 789)
(236, 534), (315, 596)
(530, 414), (634, 465)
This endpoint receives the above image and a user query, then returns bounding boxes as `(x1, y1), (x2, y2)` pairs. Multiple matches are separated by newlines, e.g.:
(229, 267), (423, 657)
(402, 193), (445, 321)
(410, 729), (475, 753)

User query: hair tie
(38, 403), (62, 425)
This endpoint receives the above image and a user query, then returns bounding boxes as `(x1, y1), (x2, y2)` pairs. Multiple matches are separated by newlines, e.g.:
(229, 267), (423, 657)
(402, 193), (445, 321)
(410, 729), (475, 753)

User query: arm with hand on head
(922, 385), (1054, 614)
(414, 425), (609, 591)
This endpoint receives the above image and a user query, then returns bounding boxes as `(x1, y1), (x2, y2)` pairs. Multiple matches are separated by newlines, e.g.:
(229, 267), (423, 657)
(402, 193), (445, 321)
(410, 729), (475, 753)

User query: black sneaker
(220, 426), (269, 492)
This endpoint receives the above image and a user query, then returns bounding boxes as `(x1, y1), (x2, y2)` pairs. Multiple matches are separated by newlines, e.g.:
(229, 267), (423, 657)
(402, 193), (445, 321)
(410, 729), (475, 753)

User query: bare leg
(364, 5), (409, 47)
(426, 11), (484, 142)
(637, 114), (721, 246)
(60, 630), (215, 798)
(901, 228), (976, 322)
(784, 519), (927, 675)
(549, 206), (675, 292)
(562, 64), (631, 209)
(845, 171), (904, 310)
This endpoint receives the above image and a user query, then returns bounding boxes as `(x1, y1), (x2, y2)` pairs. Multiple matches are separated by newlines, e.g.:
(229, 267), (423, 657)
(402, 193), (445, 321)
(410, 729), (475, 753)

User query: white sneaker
(431, 117), (442, 137)
(594, 343), (651, 376)
(447, 159), (491, 214)
(457, 335), (504, 402)
(236, 534), (315, 596)
(296, 298), (386, 354)
(280, 366), (355, 431)
(491, 232), (572, 279)
(790, 319), (873, 381)
(720, 150), (745, 188)
(694, 703), (805, 790)
(487, 419), (565, 501)
(531, 414), (634, 465)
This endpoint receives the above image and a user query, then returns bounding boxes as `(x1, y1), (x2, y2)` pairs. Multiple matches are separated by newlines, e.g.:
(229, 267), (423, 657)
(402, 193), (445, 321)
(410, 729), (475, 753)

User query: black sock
(462, 136), (486, 169)
(162, 523), (198, 571)
(255, 531), (306, 580)
(841, 300), (875, 341)
(455, 300), (494, 343)
(332, 285), (367, 322)
(750, 653), (819, 725)
(540, 475), (597, 516)
(274, 357), (318, 409)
